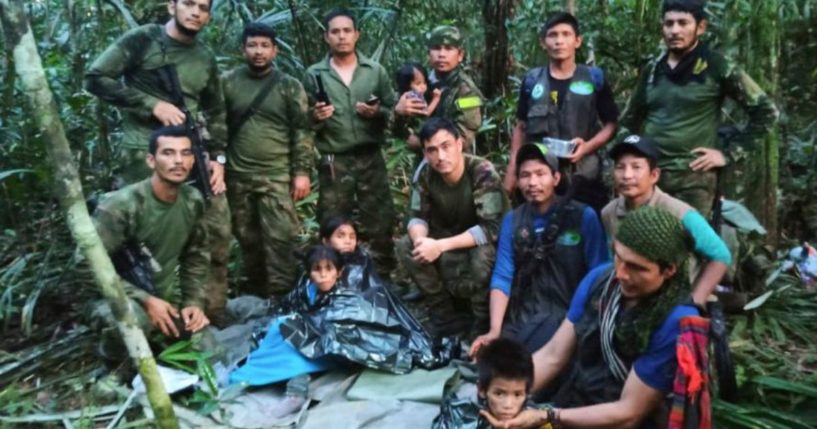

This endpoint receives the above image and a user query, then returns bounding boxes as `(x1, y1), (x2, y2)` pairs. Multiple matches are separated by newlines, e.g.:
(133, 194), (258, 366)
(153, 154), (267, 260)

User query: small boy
(432, 338), (534, 428)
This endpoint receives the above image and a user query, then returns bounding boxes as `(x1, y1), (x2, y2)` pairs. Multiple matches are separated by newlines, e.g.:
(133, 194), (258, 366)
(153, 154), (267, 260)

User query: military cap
(427, 25), (463, 48)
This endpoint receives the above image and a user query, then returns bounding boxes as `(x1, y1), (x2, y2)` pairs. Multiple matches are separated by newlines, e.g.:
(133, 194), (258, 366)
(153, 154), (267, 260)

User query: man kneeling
(483, 206), (699, 428)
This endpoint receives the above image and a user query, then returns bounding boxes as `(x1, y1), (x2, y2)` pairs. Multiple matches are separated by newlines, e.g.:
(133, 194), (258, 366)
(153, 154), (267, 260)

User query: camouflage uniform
(618, 44), (778, 217)
(303, 53), (397, 276)
(222, 65), (313, 298)
(427, 26), (484, 153)
(90, 179), (209, 358)
(85, 24), (231, 325)
(397, 155), (509, 337)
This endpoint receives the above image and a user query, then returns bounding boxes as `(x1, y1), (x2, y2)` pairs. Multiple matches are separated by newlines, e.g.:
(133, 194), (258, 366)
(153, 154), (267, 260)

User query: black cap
(609, 135), (660, 163)
(516, 143), (560, 175)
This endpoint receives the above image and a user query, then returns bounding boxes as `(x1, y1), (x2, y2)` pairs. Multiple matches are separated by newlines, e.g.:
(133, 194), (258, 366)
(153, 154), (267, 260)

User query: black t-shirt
(516, 67), (619, 126)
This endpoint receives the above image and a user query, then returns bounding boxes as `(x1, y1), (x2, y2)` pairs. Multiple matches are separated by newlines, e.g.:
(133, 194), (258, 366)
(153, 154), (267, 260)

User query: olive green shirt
(619, 48), (777, 172)
(85, 24), (227, 156)
(409, 155), (508, 243)
(93, 179), (209, 309)
(303, 52), (396, 154)
(222, 65), (314, 181)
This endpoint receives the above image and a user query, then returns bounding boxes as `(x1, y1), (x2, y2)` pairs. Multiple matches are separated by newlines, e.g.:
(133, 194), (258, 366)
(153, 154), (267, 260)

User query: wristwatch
(215, 154), (227, 165)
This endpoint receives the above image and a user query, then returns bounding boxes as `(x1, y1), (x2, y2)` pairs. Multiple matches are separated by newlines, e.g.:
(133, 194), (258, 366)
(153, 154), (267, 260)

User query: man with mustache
(85, 0), (231, 326)
(221, 23), (313, 301)
(618, 0), (777, 217)
(396, 118), (508, 338)
(470, 143), (608, 357)
(395, 25), (484, 153)
(303, 8), (397, 278)
(91, 126), (210, 358)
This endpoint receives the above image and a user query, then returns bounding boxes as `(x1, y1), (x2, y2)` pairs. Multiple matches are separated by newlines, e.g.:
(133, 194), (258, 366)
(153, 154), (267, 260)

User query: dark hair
(662, 0), (706, 22)
(148, 125), (191, 155)
(541, 11), (580, 37)
(395, 62), (427, 95)
(319, 214), (358, 242)
(418, 117), (460, 146)
(171, 0), (211, 12)
(305, 244), (344, 272)
(477, 338), (534, 391)
(242, 22), (277, 45)
(323, 8), (357, 31)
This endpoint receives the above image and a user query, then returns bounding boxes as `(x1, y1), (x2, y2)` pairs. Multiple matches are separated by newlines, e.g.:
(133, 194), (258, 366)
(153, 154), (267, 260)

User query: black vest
(524, 65), (601, 143)
(506, 200), (588, 327)
(553, 268), (638, 408)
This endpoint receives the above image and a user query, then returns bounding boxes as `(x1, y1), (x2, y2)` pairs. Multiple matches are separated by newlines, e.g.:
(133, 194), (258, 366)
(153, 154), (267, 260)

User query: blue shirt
(567, 264), (699, 392)
(490, 205), (609, 296)
(681, 211), (732, 265)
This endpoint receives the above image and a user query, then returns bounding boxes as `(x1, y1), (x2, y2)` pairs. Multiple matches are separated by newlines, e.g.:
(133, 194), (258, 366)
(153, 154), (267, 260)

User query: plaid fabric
(669, 316), (712, 429)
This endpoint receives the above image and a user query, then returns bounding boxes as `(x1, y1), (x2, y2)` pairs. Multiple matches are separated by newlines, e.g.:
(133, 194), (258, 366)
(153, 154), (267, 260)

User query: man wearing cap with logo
(396, 25), (484, 152)
(603, 134), (731, 305)
(618, 0), (777, 217)
(471, 142), (608, 356)
(503, 12), (619, 213)
(480, 207), (700, 429)
(396, 118), (508, 339)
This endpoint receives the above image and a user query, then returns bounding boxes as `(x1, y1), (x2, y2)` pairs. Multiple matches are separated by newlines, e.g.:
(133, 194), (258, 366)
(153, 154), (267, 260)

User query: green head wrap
(613, 207), (692, 356)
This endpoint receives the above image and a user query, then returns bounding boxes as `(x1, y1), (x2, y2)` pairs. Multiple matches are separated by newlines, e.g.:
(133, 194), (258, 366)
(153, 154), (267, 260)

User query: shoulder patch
(456, 96), (482, 110)
(557, 229), (582, 246)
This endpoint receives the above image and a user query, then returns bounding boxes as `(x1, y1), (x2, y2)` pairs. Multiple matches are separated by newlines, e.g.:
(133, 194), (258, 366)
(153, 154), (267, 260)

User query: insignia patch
(693, 58), (708, 75)
(455, 96), (482, 110)
(557, 230), (582, 246)
(531, 83), (545, 100)
(520, 228), (530, 240)
(569, 81), (594, 95)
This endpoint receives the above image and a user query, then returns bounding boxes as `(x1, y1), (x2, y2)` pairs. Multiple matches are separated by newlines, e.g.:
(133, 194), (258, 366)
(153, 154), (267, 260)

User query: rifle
(314, 74), (331, 105)
(156, 64), (214, 200)
(110, 241), (160, 296)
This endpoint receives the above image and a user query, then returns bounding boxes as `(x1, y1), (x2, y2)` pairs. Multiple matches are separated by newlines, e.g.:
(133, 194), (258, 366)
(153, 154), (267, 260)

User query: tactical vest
(524, 65), (601, 143)
(553, 268), (637, 408)
(506, 200), (588, 327)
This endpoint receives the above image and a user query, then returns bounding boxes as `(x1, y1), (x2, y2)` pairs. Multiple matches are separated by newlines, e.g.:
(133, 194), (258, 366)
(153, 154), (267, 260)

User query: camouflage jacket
(618, 44), (778, 172)
(429, 68), (484, 151)
(409, 155), (508, 243)
(85, 24), (227, 156)
(93, 179), (210, 309)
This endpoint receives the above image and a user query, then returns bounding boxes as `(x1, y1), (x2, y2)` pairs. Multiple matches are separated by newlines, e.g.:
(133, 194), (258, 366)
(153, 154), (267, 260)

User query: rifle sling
(229, 71), (281, 134)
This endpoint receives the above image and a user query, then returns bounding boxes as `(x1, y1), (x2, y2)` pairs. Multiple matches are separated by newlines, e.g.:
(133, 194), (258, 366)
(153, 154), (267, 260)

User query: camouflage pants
(659, 169), (717, 218)
(396, 235), (494, 337)
(318, 149), (396, 276)
(227, 174), (299, 298)
(202, 193), (232, 327)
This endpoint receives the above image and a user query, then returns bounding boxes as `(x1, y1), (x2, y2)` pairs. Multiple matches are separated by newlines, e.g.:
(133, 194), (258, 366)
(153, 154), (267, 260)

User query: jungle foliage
(1, 0), (816, 428)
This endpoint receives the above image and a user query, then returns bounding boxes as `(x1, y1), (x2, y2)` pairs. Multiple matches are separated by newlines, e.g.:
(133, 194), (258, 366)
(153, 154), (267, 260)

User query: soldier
(602, 135), (731, 305)
(396, 118), (509, 338)
(470, 143), (608, 356)
(221, 23), (313, 298)
(85, 0), (231, 326)
(302, 8), (397, 277)
(618, 0), (778, 217)
(91, 126), (210, 358)
(503, 12), (619, 213)
(395, 25), (484, 153)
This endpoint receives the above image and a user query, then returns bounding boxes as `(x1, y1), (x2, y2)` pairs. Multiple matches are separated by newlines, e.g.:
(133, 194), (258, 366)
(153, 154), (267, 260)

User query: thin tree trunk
(740, 0), (780, 245)
(0, 2), (179, 428)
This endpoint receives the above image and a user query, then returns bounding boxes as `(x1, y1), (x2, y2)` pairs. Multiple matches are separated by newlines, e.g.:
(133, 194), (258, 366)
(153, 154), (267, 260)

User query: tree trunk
(740, 0), (780, 245)
(481, 0), (514, 154)
(0, 2), (179, 428)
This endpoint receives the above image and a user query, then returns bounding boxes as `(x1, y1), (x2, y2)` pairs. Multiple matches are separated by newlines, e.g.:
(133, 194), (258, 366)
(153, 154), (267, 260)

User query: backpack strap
(229, 71), (281, 134)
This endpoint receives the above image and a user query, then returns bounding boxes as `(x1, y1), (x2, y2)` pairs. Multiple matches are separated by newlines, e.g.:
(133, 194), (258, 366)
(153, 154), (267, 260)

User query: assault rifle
(156, 64), (214, 200)
(111, 241), (160, 296)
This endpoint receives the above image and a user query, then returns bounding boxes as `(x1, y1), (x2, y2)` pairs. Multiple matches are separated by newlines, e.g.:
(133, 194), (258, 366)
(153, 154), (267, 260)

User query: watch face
(216, 155), (227, 164)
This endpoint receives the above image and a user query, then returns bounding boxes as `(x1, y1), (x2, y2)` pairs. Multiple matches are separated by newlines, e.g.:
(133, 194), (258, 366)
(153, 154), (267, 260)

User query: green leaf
(0, 169), (33, 182)
(744, 289), (775, 310)
(751, 376), (817, 398)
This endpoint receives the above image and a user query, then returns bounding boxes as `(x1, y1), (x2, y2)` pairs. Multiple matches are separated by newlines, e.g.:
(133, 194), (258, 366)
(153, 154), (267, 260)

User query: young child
(395, 62), (442, 115)
(432, 337), (534, 428)
(229, 245), (343, 414)
(476, 338), (534, 423)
